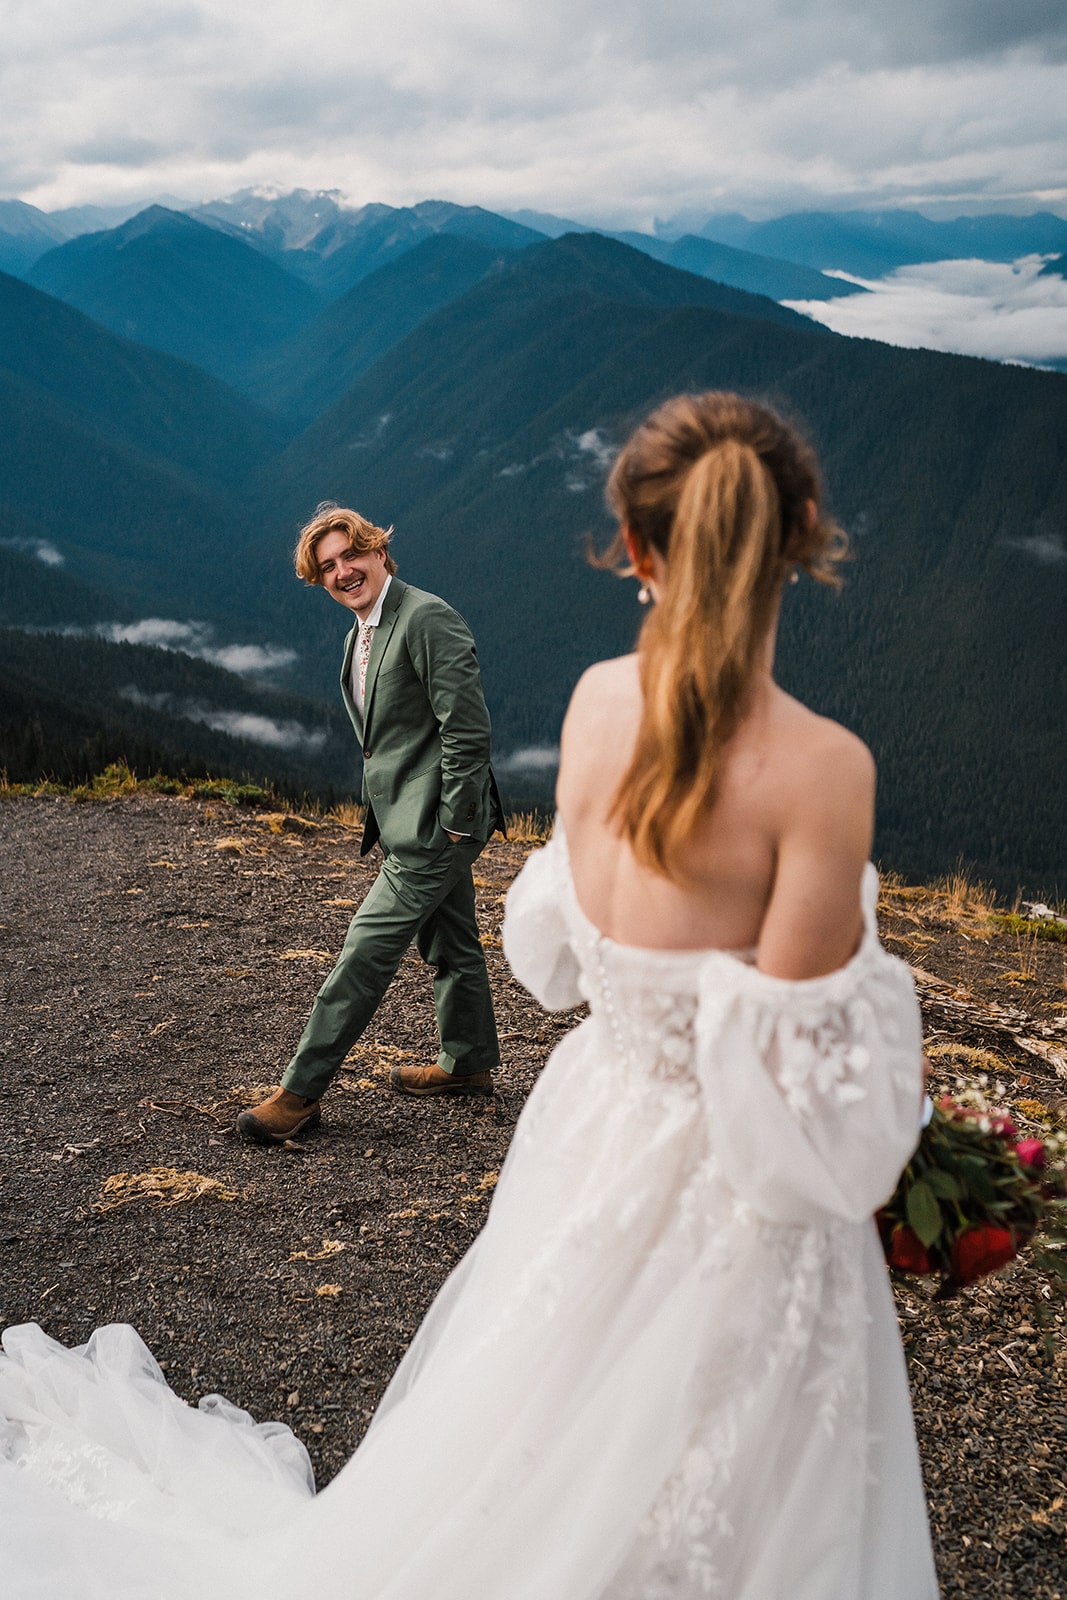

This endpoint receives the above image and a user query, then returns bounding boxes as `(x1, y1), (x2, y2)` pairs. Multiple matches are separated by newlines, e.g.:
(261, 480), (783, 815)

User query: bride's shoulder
(562, 655), (640, 736)
(773, 695), (875, 799)
(571, 653), (640, 699)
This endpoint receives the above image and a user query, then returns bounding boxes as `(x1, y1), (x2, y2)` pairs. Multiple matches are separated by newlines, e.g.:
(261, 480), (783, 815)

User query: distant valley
(0, 189), (1064, 894)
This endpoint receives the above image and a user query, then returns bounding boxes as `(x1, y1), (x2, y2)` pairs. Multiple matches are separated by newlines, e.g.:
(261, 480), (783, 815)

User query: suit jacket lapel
(361, 579), (405, 739)
(339, 623), (362, 737)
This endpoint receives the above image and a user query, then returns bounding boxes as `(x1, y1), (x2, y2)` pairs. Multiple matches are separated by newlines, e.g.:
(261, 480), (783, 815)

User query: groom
(237, 504), (504, 1145)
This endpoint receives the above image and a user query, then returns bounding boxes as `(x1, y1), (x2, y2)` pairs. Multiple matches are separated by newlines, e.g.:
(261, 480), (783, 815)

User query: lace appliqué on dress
(757, 998), (876, 1119)
(614, 1223), (869, 1600)
(11, 1435), (137, 1522)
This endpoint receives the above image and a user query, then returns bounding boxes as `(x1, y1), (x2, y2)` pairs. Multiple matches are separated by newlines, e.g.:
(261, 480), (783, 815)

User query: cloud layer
(787, 254), (1067, 365)
(99, 618), (297, 673)
(2, 1), (1065, 223)
(118, 685), (326, 751)
(0, 536), (65, 566)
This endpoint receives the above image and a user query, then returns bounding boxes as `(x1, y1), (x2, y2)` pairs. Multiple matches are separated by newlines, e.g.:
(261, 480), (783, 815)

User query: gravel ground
(1, 792), (1064, 1595)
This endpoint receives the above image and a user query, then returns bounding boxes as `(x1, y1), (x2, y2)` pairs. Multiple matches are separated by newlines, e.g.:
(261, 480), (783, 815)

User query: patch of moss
(991, 912), (1067, 945)
(189, 778), (270, 806)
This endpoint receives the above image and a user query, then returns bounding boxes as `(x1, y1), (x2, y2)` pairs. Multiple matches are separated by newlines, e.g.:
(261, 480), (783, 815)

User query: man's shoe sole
(388, 1070), (494, 1098)
(235, 1107), (322, 1144)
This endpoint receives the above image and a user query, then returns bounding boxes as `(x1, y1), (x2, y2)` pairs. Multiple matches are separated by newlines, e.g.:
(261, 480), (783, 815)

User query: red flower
(950, 1225), (1016, 1286)
(888, 1225), (931, 1275)
(991, 1114), (1019, 1140)
(1015, 1138), (1046, 1172)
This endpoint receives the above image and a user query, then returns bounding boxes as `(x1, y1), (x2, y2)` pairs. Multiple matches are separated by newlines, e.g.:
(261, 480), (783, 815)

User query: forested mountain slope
(0, 267), (289, 488)
(27, 208), (322, 390)
(0, 265), (302, 633)
(0, 369), (245, 616)
(0, 630), (354, 799)
(0, 539), (130, 630)
(245, 235), (508, 421)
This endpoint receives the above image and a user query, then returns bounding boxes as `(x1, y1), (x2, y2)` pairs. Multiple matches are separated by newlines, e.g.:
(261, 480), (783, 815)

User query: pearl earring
(637, 584), (651, 605)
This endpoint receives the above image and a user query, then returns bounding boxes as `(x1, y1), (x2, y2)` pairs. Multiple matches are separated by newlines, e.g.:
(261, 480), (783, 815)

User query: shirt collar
(358, 573), (392, 631)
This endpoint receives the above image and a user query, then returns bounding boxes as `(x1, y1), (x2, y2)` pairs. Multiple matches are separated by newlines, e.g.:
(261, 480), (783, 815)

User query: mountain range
(9, 189), (1067, 299)
(19, 187), (1056, 312)
(0, 190), (1064, 893)
(692, 208), (1067, 278)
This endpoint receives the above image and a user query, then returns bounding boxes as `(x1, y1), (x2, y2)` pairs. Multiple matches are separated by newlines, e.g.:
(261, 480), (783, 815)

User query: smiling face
(315, 529), (390, 620)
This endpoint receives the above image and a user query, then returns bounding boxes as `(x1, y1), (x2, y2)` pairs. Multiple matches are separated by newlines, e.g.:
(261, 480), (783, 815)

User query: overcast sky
(3, 0), (1066, 224)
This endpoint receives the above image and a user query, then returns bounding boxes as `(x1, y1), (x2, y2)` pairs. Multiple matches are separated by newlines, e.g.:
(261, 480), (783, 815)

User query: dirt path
(1, 794), (1064, 1596)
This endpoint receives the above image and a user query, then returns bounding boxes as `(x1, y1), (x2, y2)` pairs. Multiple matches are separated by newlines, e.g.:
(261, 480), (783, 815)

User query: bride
(0, 392), (938, 1598)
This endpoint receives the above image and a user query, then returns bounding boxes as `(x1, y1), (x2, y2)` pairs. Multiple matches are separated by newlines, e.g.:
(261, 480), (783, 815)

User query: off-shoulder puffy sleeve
(696, 865), (924, 1225)
(502, 832), (584, 1011)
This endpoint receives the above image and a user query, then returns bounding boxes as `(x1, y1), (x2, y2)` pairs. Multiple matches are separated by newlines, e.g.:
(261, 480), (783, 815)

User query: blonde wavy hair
(294, 502), (397, 585)
(601, 391), (847, 880)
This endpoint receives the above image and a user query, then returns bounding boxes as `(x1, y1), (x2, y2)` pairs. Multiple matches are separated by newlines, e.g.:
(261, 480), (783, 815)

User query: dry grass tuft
(459, 1170), (499, 1204)
(998, 928), (1043, 984)
(325, 802), (366, 830)
(140, 1085), (277, 1129)
(505, 811), (552, 844)
(226, 1083), (279, 1104)
(253, 810), (322, 836)
(93, 1167), (238, 1213)
(1014, 1096), (1067, 1132)
(934, 868), (998, 929)
(925, 1041), (1009, 1077)
(340, 1041), (417, 1076)
(881, 868), (1002, 938)
(289, 1240), (345, 1263)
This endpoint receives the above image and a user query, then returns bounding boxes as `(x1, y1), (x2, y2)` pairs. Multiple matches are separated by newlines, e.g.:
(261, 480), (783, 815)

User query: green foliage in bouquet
(878, 1095), (1067, 1300)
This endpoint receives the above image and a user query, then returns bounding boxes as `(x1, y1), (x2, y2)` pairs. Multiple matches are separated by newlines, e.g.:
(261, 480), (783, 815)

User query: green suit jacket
(340, 577), (504, 860)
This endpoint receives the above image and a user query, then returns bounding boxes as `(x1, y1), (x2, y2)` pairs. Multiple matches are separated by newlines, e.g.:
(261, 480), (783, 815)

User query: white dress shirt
(350, 574), (392, 714)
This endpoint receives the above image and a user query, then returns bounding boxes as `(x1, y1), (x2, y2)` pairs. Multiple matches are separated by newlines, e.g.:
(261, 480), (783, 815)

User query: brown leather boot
(389, 1064), (494, 1097)
(235, 1087), (321, 1143)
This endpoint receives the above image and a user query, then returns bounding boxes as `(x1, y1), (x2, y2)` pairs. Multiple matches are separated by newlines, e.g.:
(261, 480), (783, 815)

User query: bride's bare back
(556, 652), (875, 979)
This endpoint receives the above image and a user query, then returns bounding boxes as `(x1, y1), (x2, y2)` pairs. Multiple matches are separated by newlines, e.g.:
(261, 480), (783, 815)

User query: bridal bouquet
(878, 1092), (1067, 1298)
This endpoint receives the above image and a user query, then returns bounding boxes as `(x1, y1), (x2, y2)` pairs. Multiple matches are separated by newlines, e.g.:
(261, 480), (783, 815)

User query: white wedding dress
(1, 830), (939, 1599)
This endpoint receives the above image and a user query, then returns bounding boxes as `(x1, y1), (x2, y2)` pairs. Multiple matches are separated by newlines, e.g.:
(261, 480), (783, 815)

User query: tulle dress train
(0, 830), (939, 1598)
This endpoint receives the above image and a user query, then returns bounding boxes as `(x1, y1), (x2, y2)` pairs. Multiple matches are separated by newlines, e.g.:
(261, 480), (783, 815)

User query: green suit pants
(281, 837), (500, 1102)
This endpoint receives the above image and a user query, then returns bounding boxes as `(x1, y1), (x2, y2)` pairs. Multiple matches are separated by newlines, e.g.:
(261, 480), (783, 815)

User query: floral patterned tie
(357, 623), (375, 706)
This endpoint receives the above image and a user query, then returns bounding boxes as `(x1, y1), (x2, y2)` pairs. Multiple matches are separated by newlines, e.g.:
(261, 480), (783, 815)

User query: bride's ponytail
(602, 392), (846, 879)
